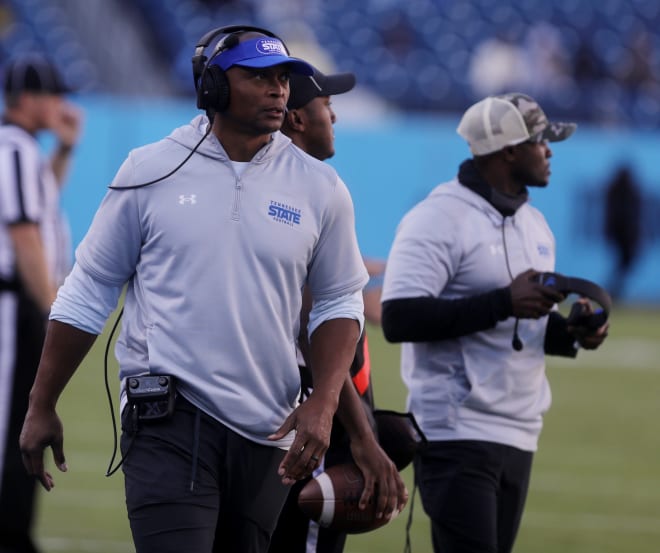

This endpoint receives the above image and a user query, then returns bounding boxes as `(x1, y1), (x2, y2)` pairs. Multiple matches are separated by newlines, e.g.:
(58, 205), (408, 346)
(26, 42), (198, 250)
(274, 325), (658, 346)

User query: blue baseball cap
(211, 37), (313, 75)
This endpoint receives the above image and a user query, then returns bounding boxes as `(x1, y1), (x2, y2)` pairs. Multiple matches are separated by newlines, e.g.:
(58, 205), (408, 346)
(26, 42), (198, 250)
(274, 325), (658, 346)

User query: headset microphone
(512, 319), (523, 351)
(215, 32), (240, 54)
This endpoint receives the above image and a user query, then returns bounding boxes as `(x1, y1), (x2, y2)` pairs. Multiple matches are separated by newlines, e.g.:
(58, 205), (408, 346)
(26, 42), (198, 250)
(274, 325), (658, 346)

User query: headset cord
(103, 119), (215, 475)
(108, 121), (213, 191)
(104, 307), (127, 477)
(403, 481), (418, 553)
(501, 218), (523, 351)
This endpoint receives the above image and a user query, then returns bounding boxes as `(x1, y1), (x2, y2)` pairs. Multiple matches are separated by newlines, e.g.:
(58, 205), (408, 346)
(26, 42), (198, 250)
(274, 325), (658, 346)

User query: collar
(457, 159), (528, 217)
(1, 115), (35, 137)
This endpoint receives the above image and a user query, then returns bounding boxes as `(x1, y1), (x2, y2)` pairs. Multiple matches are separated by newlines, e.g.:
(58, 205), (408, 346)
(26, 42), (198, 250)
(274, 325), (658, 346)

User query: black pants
(266, 436), (352, 553)
(121, 394), (289, 553)
(267, 436), (354, 553)
(415, 440), (533, 553)
(267, 390), (364, 553)
(0, 292), (44, 553)
(267, 474), (347, 553)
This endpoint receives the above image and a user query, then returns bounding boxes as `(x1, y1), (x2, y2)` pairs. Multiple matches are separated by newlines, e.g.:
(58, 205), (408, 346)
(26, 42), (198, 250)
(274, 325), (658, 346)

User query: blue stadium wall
(58, 95), (660, 303)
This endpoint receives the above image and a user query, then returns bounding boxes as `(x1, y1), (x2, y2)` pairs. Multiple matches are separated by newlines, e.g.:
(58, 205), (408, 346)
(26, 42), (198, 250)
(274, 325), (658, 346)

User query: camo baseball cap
(456, 92), (576, 156)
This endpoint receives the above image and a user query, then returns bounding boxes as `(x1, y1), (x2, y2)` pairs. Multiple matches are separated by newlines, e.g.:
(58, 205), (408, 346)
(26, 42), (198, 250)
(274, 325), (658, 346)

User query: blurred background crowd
(2, 0), (660, 127)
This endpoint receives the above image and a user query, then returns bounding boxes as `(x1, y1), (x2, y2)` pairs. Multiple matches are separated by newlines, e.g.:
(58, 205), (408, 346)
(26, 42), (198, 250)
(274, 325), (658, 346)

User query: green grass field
(34, 306), (660, 553)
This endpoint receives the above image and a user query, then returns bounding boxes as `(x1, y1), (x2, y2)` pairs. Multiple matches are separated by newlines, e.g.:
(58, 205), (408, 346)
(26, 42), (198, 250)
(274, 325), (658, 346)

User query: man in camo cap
(380, 92), (608, 553)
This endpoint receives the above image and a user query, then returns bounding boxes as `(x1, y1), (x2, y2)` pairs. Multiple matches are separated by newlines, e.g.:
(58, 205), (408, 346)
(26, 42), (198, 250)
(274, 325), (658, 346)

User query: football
(297, 462), (394, 534)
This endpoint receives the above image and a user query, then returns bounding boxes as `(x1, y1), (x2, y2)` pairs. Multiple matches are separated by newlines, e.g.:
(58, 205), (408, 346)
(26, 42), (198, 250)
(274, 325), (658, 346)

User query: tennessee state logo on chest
(267, 200), (302, 227)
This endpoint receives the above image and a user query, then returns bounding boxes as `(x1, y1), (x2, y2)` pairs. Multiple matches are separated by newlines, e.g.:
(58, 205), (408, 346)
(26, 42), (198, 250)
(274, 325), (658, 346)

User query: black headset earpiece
(192, 24), (286, 116)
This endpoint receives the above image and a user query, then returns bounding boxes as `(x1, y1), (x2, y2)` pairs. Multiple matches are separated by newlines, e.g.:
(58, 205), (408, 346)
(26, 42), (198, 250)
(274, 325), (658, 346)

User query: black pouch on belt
(125, 375), (177, 422)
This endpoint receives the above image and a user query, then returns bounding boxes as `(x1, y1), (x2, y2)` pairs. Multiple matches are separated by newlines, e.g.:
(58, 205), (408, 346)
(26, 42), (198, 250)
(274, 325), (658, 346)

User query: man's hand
(510, 269), (565, 319)
(19, 404), (67, 491)
(268, 394), (335, 485)
(18, 321), (97, 490)
(349, 435), (408, 521)
(567, 298), (610, 350)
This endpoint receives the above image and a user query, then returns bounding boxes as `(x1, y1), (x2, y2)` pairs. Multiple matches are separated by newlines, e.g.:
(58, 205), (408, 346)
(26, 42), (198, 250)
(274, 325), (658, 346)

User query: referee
(0, 54), (81, 553)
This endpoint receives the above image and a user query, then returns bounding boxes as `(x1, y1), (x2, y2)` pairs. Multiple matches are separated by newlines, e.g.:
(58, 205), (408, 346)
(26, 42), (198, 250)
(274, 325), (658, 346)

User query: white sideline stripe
(532, 472), (660, 499)
(316, 472), (335, 527)
(41, 489), (123, 508)
(347, 510), (660, 553)
(549, 337), (660, 371)
(39, 510), (660, 553)
(524, 510), (660, 534)
(40, 537), (133, 552)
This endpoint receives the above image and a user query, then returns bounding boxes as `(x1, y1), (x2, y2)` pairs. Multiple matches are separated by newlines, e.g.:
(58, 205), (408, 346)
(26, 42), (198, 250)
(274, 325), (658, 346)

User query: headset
(192, 24), (287, 116)
(106, 25), (286, 192)
(535, 272), (612, 329)
(512, 272), (611, 351)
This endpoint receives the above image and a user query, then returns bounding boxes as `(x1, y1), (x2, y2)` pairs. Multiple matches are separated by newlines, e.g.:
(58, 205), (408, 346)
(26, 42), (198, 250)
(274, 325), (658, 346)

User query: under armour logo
(178, 194), (197, 205)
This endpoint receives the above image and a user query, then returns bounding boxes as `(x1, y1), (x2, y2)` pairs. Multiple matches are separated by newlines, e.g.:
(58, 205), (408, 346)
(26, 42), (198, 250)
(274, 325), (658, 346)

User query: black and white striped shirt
(0, 122), (71, 291)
